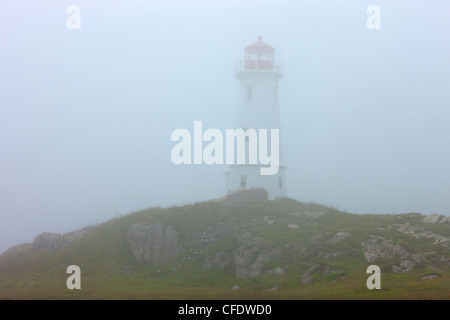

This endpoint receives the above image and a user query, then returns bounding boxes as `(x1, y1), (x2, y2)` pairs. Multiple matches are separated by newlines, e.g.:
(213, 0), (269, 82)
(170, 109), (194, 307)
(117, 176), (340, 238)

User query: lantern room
(236, 36), (283, 73)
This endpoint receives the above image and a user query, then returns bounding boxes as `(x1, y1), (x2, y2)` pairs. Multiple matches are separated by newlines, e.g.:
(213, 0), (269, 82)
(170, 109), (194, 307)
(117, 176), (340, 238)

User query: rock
(215, 188), (268, 205)
(231, 285), (241, 290)
(263, 216), (275, 225)
(326, 232), (351, 245)
(127, 222), (181, 265)
(423, 214), (441, 224)
(265, 267), (285, 276)
(202, 233), (281, 279)
(300, 264), (320, 285)
(440, 256), (450, 265)
(192, 224), (231, 246)
(232, 234), (280, 279)
(33, 226), (96, 249)
(419, 273), (440, 281)
(423, 214), (450, 224)
(272, 267), (285, 275)
(300, 274), (314, 285)
(309, 233), (324, 242)
(317, 250), (342, 260)
(290, 211), (326, 219)
(300, 264), (344, 284)
(361, 235), (409, 263)
(33, 232), (61, 249)
(393, 259), (416, 273)
(61, 226), (96, 247)
(440, 216), (450, 223)
(392, 223), (450, 245)
(288, 224), (298, 229)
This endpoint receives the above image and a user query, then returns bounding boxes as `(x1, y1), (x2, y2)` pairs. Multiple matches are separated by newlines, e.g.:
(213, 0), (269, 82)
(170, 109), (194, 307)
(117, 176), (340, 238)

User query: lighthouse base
(224, 165), (286, 200)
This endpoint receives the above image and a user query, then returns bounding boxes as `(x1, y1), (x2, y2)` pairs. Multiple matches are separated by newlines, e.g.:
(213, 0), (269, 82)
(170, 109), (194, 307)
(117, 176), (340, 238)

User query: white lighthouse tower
(225, 36), (286, 200)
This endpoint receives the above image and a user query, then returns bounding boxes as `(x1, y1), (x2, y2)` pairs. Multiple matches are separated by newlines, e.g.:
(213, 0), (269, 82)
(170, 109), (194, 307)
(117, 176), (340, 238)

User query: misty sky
(1, 0), (449, 254)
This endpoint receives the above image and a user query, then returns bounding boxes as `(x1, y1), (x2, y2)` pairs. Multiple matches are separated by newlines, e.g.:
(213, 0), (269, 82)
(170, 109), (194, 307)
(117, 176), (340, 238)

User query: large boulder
(33, 232), (61, 249)
(127, 222), (181, 265)
(423, 214), (450, 224)
(202, 232), (281, 279)
(33, 226), (96, 249)
(232, 232), (280, 279)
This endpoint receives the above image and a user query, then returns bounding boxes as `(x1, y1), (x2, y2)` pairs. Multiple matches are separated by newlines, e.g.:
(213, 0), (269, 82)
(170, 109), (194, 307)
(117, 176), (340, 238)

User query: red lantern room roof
(245, 36), (275, 52)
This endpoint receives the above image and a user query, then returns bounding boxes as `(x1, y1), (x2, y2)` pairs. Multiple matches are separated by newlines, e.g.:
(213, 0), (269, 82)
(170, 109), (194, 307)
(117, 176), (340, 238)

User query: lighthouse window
(279, 177), (283, 190)
(240, 175), (247, 188)
(246, 87), (253, 100)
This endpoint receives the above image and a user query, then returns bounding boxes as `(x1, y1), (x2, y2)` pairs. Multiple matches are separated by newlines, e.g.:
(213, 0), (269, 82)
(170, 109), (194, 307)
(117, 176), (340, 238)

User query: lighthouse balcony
(235, 60), (283, 74)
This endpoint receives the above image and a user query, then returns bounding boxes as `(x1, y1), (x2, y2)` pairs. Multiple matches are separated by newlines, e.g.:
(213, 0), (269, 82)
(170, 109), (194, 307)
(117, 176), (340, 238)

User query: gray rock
(326, 232), (351, 245)
(290, 211), (326, 219)
(317, 250), (342, 260)
(300, 274), (314, 285)
(201, 233), (281, 279)
(60, 226), (96, 247)
(439, 216), (450, 224)
(270, 267), (285, 275)
(310, 233), (324, 242)
(423, 214), (441, 224)
(392, 223), (450, 245)
(232, 234), (280, 279)
(300, 264), (320, 285)
(193, 224), (231, 246)
(33, 232), (61, 249)
(215, 188), (268, 205)
(127, 222), (181, 265)
(419, 273), (440, 281)
(33, 226), (96, 249)
(393, 259), (416, 273)
(423, 214), (450, 224)
(361, 235), (409, 263)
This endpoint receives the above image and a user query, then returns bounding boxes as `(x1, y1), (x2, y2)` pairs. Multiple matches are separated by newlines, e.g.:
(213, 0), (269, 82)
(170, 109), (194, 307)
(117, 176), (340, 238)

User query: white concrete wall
(225, 165), (286, 200)
(226, 67), (287, 200)
(236, 71), (283, 131)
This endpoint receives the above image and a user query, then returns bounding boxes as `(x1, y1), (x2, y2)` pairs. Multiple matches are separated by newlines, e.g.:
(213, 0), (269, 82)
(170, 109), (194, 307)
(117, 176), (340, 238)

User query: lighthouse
(225, 36), (286, 200)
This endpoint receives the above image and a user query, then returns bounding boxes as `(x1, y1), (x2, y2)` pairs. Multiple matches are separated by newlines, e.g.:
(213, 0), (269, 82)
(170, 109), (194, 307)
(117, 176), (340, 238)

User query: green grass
(0, 198), (449, 299)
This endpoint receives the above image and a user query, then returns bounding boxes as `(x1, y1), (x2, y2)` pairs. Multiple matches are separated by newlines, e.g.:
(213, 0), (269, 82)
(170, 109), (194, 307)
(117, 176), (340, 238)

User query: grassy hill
(0, 198), (449, 299)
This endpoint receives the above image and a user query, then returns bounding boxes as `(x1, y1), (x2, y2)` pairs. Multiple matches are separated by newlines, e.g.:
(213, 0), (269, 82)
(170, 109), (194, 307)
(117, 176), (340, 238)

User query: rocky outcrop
(33, 232), (61, 249)
(423, 214), (450, 224)
(202, 232), (281, 279)
(33, 226), (96, 249)
(326, 232), (351, 245)
(300, 264), (345, 285)
(391, 223), (450, 245)
(361, 235), (435, 273)
(215, 188), (268, 205)
(192, 224), (232, 246)
(361, 235), (409, 263)
(127, 222), (181, 265)
(232, 232), (280, 279)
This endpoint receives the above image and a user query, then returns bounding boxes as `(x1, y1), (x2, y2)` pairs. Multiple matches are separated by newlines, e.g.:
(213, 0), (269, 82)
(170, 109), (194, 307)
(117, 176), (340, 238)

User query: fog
(1, 0), (449, 254)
